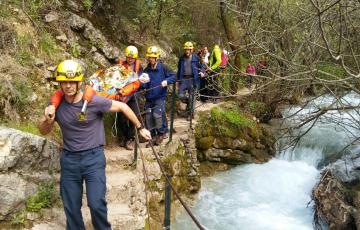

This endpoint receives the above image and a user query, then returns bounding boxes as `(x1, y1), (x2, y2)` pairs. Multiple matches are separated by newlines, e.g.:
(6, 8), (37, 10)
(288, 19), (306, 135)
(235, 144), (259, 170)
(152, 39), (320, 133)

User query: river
(172, 92), (360, 230)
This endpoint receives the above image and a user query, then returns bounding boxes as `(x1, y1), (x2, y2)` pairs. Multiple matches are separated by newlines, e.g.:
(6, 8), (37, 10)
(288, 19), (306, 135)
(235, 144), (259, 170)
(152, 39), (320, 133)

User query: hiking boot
(125, 139), (134, 150)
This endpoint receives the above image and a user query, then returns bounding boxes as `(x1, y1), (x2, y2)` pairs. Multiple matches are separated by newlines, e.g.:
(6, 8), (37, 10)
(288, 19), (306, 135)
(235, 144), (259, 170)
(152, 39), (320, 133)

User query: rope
(134, 96), (206, 230)
(134, 130), (164, 229)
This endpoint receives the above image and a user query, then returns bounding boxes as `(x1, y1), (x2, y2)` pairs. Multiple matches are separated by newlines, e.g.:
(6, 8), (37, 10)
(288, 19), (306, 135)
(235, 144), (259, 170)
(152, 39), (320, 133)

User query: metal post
(168, 82), (177, 143)
(189, 80), (196, 129)
(132, 131), (138, 167)
(164, 176), (172, 229)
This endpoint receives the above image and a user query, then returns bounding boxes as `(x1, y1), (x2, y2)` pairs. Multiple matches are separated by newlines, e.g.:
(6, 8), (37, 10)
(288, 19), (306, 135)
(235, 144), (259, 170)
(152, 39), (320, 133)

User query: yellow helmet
(125, 45), (138, 59)
(146, 46), (160, 58)
(56, 60), (84, 82)
(183, 41), (194, 50)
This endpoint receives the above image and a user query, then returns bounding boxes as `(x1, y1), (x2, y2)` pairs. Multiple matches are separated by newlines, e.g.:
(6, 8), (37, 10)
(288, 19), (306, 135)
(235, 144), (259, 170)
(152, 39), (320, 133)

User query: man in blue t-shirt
(38, 60), (151, 230)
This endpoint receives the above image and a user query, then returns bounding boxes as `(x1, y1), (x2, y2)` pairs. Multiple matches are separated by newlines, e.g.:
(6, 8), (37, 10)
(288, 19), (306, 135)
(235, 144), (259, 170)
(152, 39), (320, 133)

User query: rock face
(67, 13), (120, 60)
(0, 127), (60, 220)
(313, 152), (360, 230)
(195, 104), (275, 165)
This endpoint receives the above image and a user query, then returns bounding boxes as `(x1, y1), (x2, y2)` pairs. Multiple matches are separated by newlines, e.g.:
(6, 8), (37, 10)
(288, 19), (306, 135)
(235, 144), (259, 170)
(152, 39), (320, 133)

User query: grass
(15, 34), (33, 66)
(6, 122), (41, 135)
(82, 0), (93, 11)
(26, 181), (56, 212)
(11, 209), (27, 226)
(70, 42), (82, 58)
(39, 32), (59, 57)
(210, 106), (254, 127)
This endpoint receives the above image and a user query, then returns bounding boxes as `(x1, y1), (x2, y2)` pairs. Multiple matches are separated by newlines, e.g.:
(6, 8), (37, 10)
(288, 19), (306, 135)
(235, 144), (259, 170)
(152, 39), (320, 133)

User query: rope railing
(133, 95), (206, 230)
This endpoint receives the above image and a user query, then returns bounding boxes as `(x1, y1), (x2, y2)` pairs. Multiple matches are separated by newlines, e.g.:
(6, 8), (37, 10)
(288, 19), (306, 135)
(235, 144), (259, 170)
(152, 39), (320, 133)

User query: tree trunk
(156, 1), (164, 38)
(220, 0), (242, 94)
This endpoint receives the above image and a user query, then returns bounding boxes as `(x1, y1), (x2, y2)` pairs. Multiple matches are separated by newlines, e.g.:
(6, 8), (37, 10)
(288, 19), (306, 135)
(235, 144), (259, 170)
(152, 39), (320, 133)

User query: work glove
(199, 72), (205, 78)
(139, 73), (150, 83)
(161, 80), (167, 87)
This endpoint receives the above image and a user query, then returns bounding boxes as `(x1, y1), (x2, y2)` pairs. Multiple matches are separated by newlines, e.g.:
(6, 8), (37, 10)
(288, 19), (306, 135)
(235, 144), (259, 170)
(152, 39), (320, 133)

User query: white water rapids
(172, 93), (360, 230)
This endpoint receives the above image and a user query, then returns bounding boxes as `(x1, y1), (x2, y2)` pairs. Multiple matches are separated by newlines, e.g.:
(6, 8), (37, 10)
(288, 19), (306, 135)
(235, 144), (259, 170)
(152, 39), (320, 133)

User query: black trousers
(116, 96), (140, 141)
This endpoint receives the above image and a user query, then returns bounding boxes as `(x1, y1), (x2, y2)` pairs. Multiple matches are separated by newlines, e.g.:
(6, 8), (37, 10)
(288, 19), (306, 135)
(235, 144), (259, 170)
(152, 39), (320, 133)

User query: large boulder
(195, 103), (275, 165)
(0, 127), (60, 172)
(0, 127), (60, 220)
(313, 151), (360, 229)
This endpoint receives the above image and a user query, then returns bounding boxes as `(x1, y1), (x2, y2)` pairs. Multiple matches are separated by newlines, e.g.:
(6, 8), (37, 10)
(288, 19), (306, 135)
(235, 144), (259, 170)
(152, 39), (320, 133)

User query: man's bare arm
(38, 105), (56, 135)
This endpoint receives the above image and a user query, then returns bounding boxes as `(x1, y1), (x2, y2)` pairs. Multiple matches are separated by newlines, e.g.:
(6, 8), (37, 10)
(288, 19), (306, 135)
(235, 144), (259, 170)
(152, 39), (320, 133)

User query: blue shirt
(55, 95), (112, 152)
(142, 61), (176, 100)
(177, 54), (204, 88)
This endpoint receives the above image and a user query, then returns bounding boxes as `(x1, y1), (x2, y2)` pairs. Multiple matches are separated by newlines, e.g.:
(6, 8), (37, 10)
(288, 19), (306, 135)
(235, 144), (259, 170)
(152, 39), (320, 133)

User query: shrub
(26, 181), (56, 212)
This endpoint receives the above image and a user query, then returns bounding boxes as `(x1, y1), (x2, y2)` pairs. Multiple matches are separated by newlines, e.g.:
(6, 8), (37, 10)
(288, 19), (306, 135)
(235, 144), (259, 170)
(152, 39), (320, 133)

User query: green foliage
(39, 32), (58, 57)
(15, 34), (32, 65)
(317, 63), (346, 80)
(6, 122), (41, 135)
(70, 42), (82, 58)
(0, 76), (32, 117)
(82, 0), (93, 11)
(245, 101), (266, 118)
(25, 0), (61, 21)
(210, 107), (254, 128)
(26, 181), (55, 212)
(11, 209), (26, 226)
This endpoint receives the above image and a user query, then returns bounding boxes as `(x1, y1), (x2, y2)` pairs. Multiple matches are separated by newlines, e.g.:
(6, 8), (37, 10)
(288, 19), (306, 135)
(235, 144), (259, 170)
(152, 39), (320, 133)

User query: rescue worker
(176, 41), (204, 118)
(38, 60), (151, 230)
(141, 46), (175, 146)
(203, 44), (222, 103)
(116, 45), (143, 150)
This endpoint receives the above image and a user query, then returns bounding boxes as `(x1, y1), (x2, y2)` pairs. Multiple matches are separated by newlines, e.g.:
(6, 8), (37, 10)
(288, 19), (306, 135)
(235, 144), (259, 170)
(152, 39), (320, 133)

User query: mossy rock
(195, 105), (256, 141)
(196, 136), (214, 150)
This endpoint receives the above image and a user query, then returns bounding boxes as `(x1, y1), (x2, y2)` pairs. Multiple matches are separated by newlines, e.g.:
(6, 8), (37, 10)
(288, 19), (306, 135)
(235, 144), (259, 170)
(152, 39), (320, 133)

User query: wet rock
(329, 153), (360, 183)
(313, 171), (356, 230)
